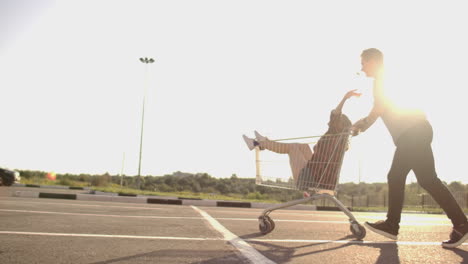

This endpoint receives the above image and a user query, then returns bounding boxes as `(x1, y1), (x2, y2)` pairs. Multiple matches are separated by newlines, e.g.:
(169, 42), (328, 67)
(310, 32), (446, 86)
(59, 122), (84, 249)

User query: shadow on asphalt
(444, 247), (468, 263)
(364, 243), (400, 264)
(238, 232), (400, 264)
(86, 232), (467, 264)
(88, 249), (244, 264)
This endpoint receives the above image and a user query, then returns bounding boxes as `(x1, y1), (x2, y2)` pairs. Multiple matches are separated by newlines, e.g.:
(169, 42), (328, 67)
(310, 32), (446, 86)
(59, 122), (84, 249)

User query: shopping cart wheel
(265, 216), (275, 231)
(350, 223), (366, 240)
(258, 216), (275, 235)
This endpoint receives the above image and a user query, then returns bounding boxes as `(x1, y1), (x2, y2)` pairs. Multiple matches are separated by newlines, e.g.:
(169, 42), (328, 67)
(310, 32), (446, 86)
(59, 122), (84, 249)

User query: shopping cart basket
(254, 131), (366, 239)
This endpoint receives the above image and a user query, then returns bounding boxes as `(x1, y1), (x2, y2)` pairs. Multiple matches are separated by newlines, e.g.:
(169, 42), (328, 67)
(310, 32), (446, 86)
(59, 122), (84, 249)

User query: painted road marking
(4, 198), (452, 222)
(1, 231), (466, 247)
(0, 200), (165, 210)
(191, 206), (276, 264)
(0, 209), (202, 220)
(246, 238), (468, 246)
(0, 209), (453, 226)
(215, 218), (453, 226)
(0, 231), (219, 240)
(201, 208), (455, 222)
(202, 208), (452, 220)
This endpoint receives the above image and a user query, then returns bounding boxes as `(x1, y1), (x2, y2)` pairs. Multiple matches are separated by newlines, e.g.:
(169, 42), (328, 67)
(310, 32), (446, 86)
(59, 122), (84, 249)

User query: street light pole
(137, 57), (154, 189)
(120, 152), (125, 187)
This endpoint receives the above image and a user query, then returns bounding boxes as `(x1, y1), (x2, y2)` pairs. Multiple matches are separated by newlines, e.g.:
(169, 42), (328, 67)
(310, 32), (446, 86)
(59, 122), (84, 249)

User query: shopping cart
(254, 131), (366, 239)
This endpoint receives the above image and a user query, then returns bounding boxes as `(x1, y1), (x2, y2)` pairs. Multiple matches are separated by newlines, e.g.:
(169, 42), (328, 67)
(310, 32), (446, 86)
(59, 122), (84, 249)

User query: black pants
(386, 121), (467, 228)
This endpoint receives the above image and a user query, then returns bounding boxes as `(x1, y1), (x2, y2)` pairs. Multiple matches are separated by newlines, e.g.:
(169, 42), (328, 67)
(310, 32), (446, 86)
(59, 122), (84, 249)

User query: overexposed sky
(1, 0), (467, 184)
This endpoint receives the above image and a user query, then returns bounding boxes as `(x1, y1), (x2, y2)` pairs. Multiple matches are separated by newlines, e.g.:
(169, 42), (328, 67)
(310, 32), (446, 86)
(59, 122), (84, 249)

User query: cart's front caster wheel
(265, 215), (275, 231)
(258, 216), (275, 235)
(350, 223), (366, 240)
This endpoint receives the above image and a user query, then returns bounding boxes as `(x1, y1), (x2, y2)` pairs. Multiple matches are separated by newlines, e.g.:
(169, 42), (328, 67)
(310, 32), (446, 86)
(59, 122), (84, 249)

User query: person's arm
(328, 90), (362, 131)
(334, 89), (362, 114)
(352, 78), (385, 133)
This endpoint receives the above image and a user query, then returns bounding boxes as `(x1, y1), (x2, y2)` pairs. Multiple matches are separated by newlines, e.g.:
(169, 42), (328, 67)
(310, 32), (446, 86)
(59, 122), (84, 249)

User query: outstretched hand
(344, 89), (362, 99)
(335, 89), (363, 116)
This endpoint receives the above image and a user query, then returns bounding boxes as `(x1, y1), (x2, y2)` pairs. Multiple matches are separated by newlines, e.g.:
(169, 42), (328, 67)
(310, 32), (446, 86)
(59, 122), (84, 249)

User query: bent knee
(418, 174), (443, 190)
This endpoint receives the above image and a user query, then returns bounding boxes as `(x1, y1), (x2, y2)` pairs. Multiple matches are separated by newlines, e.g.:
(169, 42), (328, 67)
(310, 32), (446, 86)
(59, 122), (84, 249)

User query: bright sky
(1, 0), (467, 184)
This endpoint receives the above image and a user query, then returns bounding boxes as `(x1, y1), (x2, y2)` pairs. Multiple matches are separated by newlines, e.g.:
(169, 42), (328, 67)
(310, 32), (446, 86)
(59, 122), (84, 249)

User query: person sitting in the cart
(243, 90), (361, 193)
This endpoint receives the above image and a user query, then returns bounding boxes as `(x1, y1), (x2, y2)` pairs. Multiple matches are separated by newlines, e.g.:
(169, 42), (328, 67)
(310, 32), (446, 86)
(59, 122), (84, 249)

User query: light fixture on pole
(137, 57), (154, 189)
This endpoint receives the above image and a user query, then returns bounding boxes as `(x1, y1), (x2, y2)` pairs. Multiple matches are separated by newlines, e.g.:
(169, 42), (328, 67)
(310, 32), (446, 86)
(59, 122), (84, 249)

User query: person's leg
(257, 140), (311, 180)
(365, 144), (411, 240)
(385, 146), (412, 229)
(402, 122), (468, 227)
(257, 139), (299, 154)
(287, 143), (312, 181)
(412, 144), (468, 248)
(243, 134), (299, 153)
(412, 144), (467, 227)
(402, 122), (468, 248)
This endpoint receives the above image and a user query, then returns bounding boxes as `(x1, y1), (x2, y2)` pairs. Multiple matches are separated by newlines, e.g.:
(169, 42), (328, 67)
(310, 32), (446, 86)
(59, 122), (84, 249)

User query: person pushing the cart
(243, 89), (361, 192)
(352, 48), (468, 248)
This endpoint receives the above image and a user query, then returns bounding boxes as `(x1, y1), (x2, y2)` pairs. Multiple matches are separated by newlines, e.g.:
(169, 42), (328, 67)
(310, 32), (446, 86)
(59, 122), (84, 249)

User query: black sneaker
(364, 220), (398, 240)
(442, 223), (468, 248)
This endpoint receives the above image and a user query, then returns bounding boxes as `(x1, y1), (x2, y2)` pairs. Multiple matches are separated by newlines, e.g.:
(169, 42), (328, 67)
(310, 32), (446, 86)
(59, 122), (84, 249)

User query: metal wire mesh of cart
(255, 132), (351, 194)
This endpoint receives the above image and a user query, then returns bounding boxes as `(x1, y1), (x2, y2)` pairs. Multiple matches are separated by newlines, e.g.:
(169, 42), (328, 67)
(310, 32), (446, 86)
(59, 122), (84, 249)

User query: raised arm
(335, 89), (362, 114)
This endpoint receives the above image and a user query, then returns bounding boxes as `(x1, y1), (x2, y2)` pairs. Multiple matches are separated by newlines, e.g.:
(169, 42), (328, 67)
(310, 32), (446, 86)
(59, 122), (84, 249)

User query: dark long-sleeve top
(357, 78), (427, 145)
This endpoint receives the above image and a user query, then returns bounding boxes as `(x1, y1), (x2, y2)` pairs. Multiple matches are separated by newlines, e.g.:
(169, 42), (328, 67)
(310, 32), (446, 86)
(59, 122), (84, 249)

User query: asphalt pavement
(1, 186), (467, 264)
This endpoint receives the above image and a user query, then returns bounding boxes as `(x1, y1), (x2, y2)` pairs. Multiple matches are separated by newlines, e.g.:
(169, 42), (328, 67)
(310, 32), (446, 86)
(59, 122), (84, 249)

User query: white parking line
(0, 209), (202, 220)
(247, 238), (468, 246)
(0, 209), (453, 226)
(202, 208), (342, 217)
(1, 231), (466, 247)
(5, 198), (453, 222)
(0, 231), (218, 241)
(201, 208), (453, 221)
(0, 209), (350, 224)
(191, 206), (276, 264)
(0, 200), (165, 211)
(215, 218), (452, 226)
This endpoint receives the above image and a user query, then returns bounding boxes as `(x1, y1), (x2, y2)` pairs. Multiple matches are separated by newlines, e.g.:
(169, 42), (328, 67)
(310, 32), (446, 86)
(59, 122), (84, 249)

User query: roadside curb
(13, 183), (90, 191)
(12, 190), (318, 211)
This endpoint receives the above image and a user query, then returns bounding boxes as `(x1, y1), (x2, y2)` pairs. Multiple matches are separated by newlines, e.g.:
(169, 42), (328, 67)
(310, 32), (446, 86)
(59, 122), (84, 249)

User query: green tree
(448, 181), (465, 193)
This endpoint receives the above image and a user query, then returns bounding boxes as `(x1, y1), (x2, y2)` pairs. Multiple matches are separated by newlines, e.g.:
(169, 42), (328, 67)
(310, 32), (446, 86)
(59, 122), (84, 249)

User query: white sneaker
(254, 130), (268, 141)
(243, 135), (255, 151)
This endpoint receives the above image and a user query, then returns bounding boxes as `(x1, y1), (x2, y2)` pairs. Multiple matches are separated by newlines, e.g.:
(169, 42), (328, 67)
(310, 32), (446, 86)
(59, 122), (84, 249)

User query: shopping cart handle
(350, 127), (361, 136)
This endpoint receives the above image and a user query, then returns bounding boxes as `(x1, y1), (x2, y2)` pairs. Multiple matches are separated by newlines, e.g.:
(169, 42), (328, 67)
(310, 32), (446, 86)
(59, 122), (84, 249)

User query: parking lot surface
(1, 186), (467, 263)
